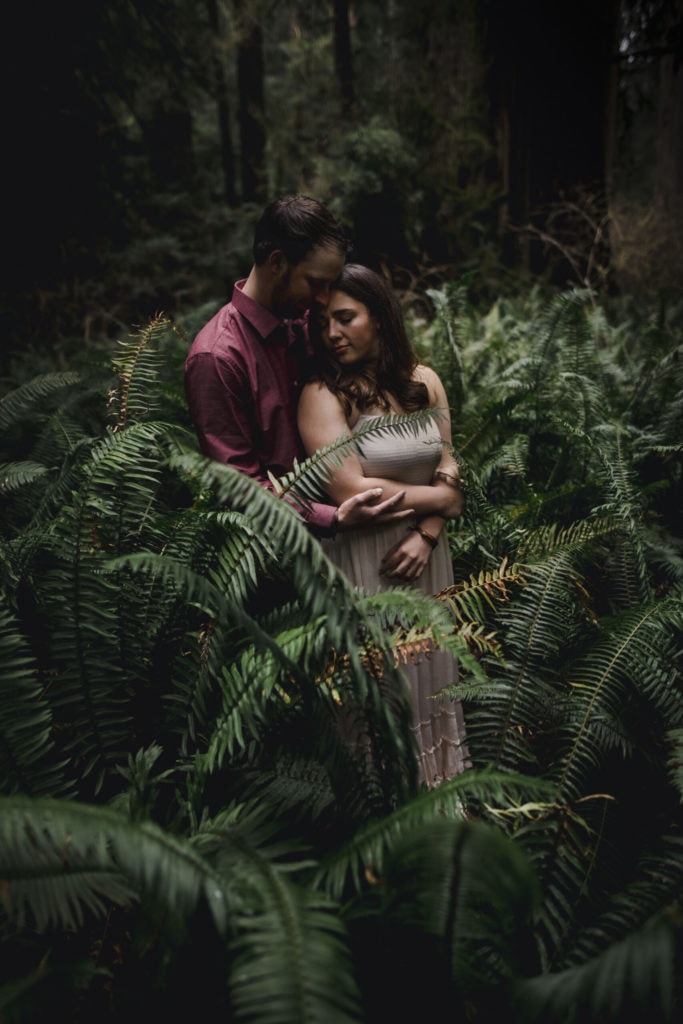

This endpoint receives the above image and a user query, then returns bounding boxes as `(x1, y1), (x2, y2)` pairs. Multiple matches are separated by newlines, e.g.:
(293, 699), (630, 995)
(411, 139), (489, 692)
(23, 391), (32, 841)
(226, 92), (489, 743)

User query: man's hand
(335, 488), (415, 531)
(380, 529), (433, 582)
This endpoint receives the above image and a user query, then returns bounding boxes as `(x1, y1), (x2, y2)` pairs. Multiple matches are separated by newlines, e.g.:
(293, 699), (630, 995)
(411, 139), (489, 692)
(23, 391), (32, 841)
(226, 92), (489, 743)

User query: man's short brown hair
(252, 194), (350, 266)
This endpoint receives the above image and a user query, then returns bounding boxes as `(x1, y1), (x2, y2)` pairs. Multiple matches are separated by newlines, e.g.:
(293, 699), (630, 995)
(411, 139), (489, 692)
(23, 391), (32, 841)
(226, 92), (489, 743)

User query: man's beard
(271, 271), (306, 319)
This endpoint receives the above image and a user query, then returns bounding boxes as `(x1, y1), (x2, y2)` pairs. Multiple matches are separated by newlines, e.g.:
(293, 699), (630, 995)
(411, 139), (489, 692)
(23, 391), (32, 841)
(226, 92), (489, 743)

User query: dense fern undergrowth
(0, 284), (681, 1022)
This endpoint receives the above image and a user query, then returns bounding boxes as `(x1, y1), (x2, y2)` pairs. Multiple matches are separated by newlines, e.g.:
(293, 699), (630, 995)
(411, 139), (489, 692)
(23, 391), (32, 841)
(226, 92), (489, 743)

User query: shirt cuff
(302, 499), (338, 538)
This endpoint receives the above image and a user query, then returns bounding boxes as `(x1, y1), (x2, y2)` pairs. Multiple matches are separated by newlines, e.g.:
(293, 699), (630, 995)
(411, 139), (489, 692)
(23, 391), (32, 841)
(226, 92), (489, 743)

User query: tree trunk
(235, 1), (266, 202)
(333, 0), (355, 116)
(486, 0), (620, 269)
(140, 96), (195, 195)
(655, 0), (683, 207)
(206, 0), (237, 205)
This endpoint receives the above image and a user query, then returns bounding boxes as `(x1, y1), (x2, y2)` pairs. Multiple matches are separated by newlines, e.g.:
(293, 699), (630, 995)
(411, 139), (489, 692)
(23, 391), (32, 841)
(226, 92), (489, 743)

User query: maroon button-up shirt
(184, 280), (337, 535)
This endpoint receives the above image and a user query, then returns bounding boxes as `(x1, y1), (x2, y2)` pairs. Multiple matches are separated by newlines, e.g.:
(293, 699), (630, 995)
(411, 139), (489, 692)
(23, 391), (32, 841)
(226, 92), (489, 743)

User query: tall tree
(609, 0), (683, 290)
(333, 0), (355, 115)
(655, 0), (683, 207)
(235, 0), (267, 202)
(485, 0), (621, 268)
(206, 0), (237, 205)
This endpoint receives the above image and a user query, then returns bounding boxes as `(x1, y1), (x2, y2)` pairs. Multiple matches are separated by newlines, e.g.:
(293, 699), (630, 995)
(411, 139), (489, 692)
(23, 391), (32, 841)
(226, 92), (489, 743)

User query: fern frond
(375, 817), (541, 998)
(533, 288), (596, 380)
(0, 373), (81, 433)
(466, 550), (585, 771)
(109, 314), (177, 429)
(555, 596), (683, 801)
(0, 461), (49, 495)
(21, 422), (194, 791)
(315, 768), (553, 901)
(0, 796), (232, 936)
(169, 451), (385, 632)
(0, 602), (70, 798)
(228, 880), (362, 1024)
(437, 558), (525, 626)
(278, 407), (442, 505)
(515, 514), (622, 562)
(666, 728), (683, 799)
(514, 903), (679, 1023)
(569, 833), (683, 963)
(192, 807), (363, 1023)
(588, 423), (652, 608)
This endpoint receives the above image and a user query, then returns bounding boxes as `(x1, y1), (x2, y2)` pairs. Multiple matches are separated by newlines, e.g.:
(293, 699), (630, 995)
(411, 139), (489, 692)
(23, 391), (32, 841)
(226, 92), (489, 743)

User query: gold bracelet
(434, 470), (463, 490)
(408, 525), (439, 549)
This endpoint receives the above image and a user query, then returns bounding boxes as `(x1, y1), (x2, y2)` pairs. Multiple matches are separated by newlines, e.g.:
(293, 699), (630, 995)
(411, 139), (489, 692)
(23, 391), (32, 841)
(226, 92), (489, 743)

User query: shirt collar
(232, 279), (285, 342)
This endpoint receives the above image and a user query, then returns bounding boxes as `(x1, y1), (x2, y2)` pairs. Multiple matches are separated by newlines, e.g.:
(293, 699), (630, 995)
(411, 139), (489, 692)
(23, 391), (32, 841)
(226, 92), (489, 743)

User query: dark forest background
(2, 0), (682, 365)
(1, 4), (683, 1021)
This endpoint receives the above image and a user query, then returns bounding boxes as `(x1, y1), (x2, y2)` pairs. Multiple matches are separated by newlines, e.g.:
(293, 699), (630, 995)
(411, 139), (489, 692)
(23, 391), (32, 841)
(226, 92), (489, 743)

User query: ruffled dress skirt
(321, 416), (470, 787)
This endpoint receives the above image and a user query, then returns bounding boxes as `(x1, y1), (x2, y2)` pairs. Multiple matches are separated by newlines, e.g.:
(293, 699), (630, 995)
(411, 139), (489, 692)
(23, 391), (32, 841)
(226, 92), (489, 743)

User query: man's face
(271, 244), (345, 319)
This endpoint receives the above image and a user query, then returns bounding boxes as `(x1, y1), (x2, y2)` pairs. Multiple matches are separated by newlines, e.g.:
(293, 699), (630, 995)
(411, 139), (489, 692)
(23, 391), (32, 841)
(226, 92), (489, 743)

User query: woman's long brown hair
(308, 264), (429, 416)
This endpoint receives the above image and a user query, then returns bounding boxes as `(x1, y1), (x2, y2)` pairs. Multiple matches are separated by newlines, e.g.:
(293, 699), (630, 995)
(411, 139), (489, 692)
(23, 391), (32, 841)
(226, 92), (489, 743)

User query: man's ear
(267, 249), (287, 277)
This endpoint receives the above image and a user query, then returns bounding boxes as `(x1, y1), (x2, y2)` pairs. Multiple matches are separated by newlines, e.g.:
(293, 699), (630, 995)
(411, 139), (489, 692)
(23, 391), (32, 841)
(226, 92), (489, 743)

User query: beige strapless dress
(322, 415), (469, 787)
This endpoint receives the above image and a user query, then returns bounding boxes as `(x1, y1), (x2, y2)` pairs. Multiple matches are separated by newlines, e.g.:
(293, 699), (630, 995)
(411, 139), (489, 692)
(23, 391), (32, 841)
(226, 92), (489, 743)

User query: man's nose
(313, 284), (331, 307)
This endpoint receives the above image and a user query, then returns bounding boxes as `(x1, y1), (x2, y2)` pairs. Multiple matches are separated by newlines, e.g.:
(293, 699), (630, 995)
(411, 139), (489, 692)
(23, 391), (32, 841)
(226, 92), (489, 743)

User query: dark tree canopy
(2, 0), (680, 356)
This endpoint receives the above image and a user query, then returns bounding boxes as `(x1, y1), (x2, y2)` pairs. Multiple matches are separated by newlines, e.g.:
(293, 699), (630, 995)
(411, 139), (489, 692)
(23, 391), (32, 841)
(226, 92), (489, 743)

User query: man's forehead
(301, 244), (345, 276)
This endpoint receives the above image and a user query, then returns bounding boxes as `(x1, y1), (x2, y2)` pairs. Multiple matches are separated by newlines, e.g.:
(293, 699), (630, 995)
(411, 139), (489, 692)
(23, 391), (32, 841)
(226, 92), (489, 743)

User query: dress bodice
(352, 413), (443, 485)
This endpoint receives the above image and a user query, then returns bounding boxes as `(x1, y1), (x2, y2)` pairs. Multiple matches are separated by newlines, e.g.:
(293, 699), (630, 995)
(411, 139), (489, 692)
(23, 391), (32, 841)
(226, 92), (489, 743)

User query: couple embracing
(184, 194), (469, 788)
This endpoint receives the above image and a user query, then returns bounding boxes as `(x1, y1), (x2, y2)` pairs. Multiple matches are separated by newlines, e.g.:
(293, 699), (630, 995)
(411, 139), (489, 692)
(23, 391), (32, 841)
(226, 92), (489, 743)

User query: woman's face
(321, 290), (380, 368)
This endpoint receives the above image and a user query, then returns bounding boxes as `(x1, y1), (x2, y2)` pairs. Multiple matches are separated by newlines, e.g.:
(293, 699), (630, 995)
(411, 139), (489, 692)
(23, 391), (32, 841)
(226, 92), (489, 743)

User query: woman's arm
(379, 367), (463, 581)
(297, 382), (460, 518)
(419, 365), (463, 496)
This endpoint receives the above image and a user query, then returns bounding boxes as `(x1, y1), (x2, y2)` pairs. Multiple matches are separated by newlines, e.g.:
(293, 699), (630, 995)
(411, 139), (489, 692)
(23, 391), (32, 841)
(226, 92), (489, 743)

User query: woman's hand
(380, 529), (434, 582)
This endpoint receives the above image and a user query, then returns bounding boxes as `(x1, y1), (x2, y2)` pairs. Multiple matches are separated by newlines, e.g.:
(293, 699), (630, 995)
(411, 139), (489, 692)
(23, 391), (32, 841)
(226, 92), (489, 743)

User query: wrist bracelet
(409, 524), (439, 549)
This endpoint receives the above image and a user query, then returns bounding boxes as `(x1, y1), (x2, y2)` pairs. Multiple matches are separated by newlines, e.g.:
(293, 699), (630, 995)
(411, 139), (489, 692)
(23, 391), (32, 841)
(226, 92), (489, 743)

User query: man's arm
(185, 352), (411, 535)
(184, 350), (270, 482)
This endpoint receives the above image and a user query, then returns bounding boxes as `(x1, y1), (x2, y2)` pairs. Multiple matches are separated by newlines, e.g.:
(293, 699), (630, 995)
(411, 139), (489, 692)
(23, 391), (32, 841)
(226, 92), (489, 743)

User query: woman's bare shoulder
(301, 377), (330, 393)
(414, 363), (445, 401)
(414, 363), (438, 382)
(299, 379), (339, 406)
(299, 379), (355, 427)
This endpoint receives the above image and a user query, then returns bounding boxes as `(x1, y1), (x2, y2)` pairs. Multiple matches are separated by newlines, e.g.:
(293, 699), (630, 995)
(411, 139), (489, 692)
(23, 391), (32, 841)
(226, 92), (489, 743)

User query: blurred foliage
(3, 0), (681, 365)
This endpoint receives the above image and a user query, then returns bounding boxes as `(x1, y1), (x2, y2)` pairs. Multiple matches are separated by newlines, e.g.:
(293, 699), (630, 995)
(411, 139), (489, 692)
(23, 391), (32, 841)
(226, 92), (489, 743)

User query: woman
(297, 264), (469, 787)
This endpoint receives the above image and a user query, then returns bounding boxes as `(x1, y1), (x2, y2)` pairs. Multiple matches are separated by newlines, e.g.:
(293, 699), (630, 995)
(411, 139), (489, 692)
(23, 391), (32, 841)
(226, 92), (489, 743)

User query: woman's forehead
(328, 290), (362, 313)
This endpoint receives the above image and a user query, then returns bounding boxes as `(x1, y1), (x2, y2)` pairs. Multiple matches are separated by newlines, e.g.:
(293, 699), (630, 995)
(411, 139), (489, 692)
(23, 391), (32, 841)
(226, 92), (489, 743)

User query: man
(184, 194), (412, 535)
